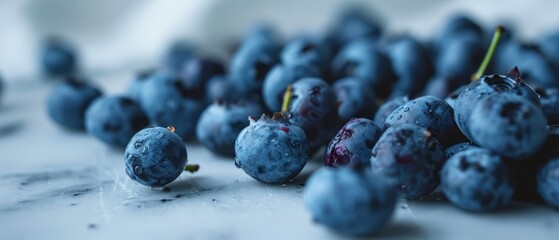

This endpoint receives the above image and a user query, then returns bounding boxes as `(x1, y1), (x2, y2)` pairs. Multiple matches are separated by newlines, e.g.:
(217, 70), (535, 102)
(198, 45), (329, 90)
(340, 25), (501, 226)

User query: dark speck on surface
(160, 198), (172, 203)
(88, 223), (97, 229)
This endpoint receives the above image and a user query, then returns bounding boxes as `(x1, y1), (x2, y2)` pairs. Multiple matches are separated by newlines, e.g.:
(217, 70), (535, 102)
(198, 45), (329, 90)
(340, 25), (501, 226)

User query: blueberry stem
(281, 85), (293, 113)
(472, 26), (505, 81)
(184, 164), (200, 173)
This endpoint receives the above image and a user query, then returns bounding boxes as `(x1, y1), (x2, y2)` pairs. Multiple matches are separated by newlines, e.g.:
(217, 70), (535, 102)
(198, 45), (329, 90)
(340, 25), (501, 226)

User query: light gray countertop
(1, 73), (558, 240)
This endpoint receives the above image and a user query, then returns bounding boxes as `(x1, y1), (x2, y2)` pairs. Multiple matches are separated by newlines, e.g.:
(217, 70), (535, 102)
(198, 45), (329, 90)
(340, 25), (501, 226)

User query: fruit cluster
(39, 7), (559, 237)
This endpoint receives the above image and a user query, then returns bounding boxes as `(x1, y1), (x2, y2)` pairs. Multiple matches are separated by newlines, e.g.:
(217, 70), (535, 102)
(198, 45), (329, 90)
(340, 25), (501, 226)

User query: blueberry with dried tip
(287, 78), (340, 153)
(384, 95), (461, 147)
(125, 127), (188, 187)
(535, 87), (559, 124)
(325, 118), (382, 167)
(537, 157), (559, 209)
(46, 76), (102, 130)
(304, 165), (396, 236)
(469, 93), (547, 159)
(371, 124), (445, 199)
(138, 73), (205, 140)
(196, 101), (264, 157)
(441, 148), (514, 212)
(333, 78), (376, 122)
(453, 68), (540, 141)
(373, 96), (408, 127)
(85, 96), (149, 147)
(41, 37), (78, 76)
(235, 113), (309, 184)
(262, 64), (320, 112)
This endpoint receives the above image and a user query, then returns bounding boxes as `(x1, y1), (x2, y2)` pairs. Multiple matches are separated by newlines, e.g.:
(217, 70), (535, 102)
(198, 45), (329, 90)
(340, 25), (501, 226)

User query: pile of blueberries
(42, 8), (559, 237)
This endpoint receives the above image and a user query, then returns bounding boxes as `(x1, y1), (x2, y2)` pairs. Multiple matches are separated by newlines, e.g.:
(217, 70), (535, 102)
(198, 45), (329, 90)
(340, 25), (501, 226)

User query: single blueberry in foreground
(125, 127), (188, 187)
(304, 165), (396, 236)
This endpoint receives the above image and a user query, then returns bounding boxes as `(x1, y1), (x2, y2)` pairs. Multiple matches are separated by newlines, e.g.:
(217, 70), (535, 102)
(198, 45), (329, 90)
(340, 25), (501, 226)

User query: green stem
(184, 164), (200, 173)
(472, 26), (505, 81)
(281, 85), (293, 113)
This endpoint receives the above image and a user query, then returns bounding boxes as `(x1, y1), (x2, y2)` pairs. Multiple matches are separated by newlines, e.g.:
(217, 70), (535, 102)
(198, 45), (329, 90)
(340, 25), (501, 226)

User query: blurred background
(0, 0), (558, 81)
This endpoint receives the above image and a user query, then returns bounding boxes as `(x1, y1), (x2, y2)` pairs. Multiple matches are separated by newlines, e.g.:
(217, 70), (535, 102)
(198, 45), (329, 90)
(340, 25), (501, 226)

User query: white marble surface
(0, 73), (559, 240)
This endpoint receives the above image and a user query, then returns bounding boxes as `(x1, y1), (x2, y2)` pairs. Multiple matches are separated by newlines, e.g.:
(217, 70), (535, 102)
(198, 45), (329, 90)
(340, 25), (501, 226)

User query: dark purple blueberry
(454, 68), (541, 141)
(332, 39), (396, 99)
(325, 118), (382, 167)
(371, 124), (445, 199)
(384, 95), (462, 147)
(536, 87), (559, 124)
(373, 96), (408, 127)
(46, 76), (102, 131)
(85, 96), (149, 147)
(304, 165), (396, 236)
(196, 101), (264, 157)
(287, 78), (340, 153)
(262, 64), (320, 112)
(441, 148), (514, 212)
(138, 73), (205, 140)
(537, 157), (559, 209)
(469, 93), (547, 159)
(332, 78), (376, 122)
(235, 113), (308, 184)
(125, 127), (187, 187)
(41, 37), (78, 77)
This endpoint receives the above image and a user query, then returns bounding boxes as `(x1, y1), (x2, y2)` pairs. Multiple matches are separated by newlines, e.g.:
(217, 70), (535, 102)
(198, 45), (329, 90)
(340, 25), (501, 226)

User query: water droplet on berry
(397, 115), (402, 120)
(404, 107), (410, 112)
(134, 166), (142, 175)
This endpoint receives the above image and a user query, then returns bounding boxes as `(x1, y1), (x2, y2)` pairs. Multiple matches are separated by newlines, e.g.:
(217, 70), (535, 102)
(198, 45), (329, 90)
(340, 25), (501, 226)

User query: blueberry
(287, 78), (339, 153)
(332, 39), (396, 99)
(469, 93), (547, 159)
(262, 64), (320, 112)
(432, 15), (483, 54)
(281, 36), (331, 77)
(178, 56), (225, 97)
(327, 7), (383, 48)
(85, 96), (149, 147)
(125, 127), (188, 187)
(332, 78), (377, 122)
(196, 101), (264, 157)
(164, 41), (194, 72)
(235, 113), (308, 184)
(325, 118), (382, 167)
(384, 95), (461, 147)
(387, 36), (433, 98)
(139, 73), (205, 140)
(303, 165), (396, 236)
(127, 69), (155, 102)
(230, 36), (279, 96)
(373, 96), (408, 127)
(206, 75), (243, 103)
(41, 37), (78, 76)
(435, 32), (485, 83)
(537, 157), (559, 209)
(444, 142), (475, 160)
(535, 87), (559, 124)
(441, 148), (514, 212)
(539, 31), (559, 69)
(46, 76), (103, 130)
(371, 124), (445, 199)
(454, 68), (540, 141)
